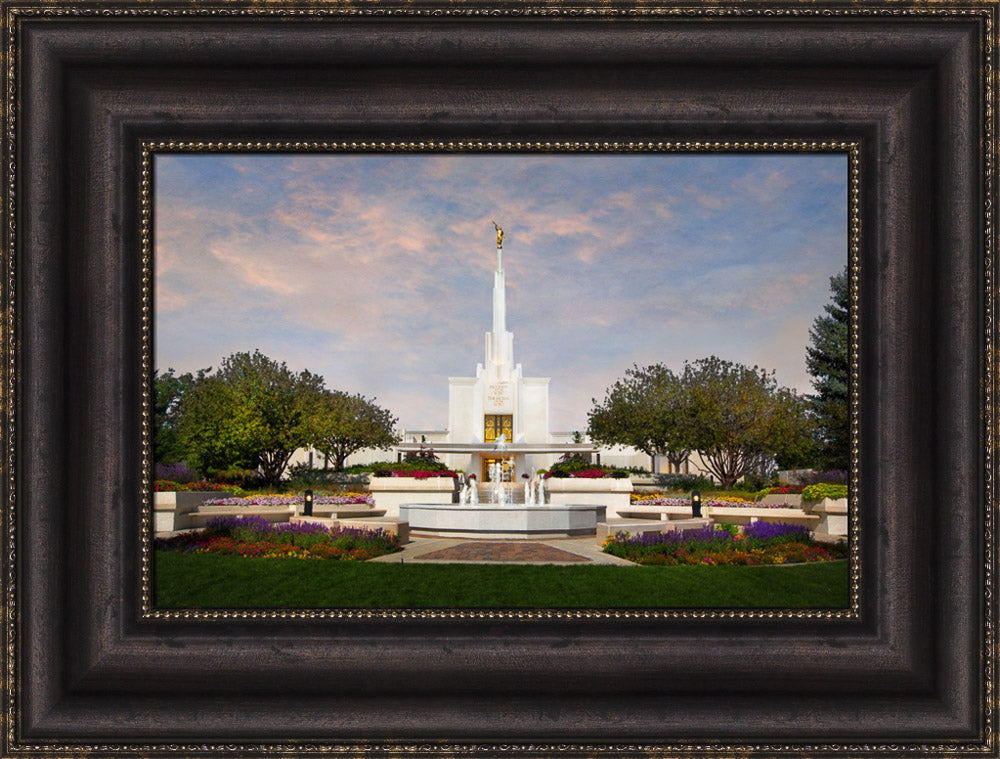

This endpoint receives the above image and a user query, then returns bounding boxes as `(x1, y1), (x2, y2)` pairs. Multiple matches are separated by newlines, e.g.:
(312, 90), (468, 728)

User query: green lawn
(154, 551), (849, 608)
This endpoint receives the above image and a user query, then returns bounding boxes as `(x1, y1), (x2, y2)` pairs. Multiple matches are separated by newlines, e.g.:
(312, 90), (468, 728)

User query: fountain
(397, 435), (605, 538)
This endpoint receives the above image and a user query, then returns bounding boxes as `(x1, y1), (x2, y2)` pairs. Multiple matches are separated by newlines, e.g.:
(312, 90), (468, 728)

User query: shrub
(154, 463), (199, 484)
(550, 452), (594, 472)
(402, 448), (445, 468)
(803, 469), (848, 485)
(801, 483), (848, 501)
(207, 468), (265, 490)
(619, 465), (652, 475)
(739, 472), (778, 491)
(654, 473), (716, 492)
(369, 458), (449, 475)
(154, 480), (244, 495)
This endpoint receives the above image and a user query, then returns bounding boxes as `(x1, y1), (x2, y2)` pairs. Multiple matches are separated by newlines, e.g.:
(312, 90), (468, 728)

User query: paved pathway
(368, 536), (635, 566)
(418, 541), (591, 563)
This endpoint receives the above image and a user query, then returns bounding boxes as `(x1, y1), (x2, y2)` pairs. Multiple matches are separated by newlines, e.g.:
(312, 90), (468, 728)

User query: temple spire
(492, 220), (504, 270)
(491, 222), (506, 335)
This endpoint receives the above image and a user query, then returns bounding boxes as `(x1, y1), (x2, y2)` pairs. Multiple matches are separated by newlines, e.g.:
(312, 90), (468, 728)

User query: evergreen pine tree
(805, 267), (850, 471)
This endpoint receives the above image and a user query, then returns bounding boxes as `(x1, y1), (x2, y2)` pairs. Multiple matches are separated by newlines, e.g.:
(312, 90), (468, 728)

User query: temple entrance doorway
(481, 456), (515, 482)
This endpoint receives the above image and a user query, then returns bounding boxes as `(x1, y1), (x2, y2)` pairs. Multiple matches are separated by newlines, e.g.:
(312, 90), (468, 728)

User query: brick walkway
(416, 541), (592, 563)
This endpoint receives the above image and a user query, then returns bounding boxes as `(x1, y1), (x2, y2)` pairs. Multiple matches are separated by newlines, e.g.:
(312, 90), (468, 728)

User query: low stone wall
(369, 476), (459, 518)
(544, 477), (633, 518)
(805, 497), (848, 537)
(153, 491), (233, 533)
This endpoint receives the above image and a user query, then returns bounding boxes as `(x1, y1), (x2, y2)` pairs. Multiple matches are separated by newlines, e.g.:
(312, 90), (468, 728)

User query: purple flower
(205, 515), (273, 534)
(618, 524), (732, 547)
(742, 521), (812, 541)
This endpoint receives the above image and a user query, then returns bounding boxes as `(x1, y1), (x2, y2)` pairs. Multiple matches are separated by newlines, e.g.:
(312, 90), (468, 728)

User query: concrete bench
(618, 508), (692, 521)
(311, 507), (386, 519)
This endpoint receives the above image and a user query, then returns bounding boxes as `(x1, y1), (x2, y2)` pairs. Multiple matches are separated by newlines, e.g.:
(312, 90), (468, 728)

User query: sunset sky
(154, 152), (847, 432)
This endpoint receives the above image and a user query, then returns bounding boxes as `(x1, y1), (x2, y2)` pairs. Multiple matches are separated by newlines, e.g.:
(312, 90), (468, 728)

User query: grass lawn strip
(154, 551), (848, 608)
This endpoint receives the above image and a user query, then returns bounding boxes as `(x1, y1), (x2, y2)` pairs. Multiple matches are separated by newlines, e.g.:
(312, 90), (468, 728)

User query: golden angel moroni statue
(492, 220), (504, 248)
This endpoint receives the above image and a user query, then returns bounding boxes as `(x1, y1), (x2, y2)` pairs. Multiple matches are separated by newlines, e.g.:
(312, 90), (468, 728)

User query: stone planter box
(759, 493), (804, 507)
(153, 490), (233, 533)
(543, 477), (633, 517)
(802, 497), (848, 537)
(368, 476), (459, 518)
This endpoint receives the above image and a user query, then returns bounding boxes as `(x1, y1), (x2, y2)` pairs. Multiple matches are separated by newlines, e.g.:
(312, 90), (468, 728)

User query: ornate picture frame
(3, 2), (995, 755)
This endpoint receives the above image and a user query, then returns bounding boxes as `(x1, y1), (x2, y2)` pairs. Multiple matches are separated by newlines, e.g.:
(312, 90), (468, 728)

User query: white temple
(395, 225), (595, 481)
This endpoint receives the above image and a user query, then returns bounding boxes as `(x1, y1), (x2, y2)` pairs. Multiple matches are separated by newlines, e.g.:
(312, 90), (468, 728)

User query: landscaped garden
(602, 521), (847, 566)
(153, 515), (848, 608)
(156, 515), (400, 561)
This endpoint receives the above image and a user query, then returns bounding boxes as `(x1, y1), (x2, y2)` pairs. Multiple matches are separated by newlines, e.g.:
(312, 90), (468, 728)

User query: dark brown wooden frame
(3, 2), (996, 755)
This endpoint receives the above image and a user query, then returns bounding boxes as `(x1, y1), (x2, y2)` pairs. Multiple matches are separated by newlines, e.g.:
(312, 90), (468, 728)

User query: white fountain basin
(398, 503), (607, 539)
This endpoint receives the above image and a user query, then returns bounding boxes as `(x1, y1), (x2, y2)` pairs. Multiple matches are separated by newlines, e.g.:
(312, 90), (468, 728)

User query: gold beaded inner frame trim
(139, 139), (862, 622)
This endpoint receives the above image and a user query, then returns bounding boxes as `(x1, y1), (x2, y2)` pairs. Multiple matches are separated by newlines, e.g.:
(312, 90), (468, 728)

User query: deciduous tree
(304, 390), (400, 471)
(153, 366), (210, 466)
(587, 363), (691, 472)
(680, 356), (815, 489)
(175, 350), (324, 485)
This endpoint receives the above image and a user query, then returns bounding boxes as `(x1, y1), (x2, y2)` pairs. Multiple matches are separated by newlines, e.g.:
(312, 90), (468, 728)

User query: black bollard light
(691, 490), (702, 517)
(304, 489), (314, 516)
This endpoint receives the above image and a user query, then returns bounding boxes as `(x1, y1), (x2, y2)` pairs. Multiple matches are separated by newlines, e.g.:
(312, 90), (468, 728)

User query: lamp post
(304, 489), (314, 517)
(691, 490), (702, 517)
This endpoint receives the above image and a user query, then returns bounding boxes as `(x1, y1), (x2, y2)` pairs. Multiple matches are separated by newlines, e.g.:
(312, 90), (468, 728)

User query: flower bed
(764, 484), (806, 495)
(602, 521), (845, 566)
(801, 483), (848, 501)
(371, 470), (458, 479)
(155, 480), (241, 493)
(203, 493), (373, 507)
(544, 467), (630, 479)
(155, 515), (400, 561)
(629, 493), (794, 509)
